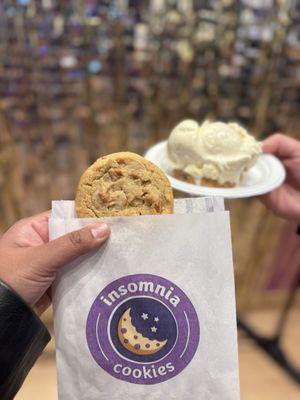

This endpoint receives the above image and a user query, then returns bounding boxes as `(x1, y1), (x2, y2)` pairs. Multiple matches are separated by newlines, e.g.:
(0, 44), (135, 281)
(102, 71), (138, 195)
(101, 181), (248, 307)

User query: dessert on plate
(167, 119), (262, 187)
(75, 151), (174, 217)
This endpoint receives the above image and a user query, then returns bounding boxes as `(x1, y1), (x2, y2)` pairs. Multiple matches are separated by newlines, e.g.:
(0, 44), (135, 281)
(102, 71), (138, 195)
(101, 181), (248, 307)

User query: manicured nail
(90, 223), (110, 239)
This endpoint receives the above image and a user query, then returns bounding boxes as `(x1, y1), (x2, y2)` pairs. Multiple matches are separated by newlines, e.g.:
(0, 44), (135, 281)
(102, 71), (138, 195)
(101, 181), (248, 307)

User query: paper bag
(50, 197), (239, 400)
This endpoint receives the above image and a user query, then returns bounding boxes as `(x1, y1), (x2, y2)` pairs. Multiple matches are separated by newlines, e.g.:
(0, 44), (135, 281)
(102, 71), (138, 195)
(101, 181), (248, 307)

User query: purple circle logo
(86, 274), (200, 384)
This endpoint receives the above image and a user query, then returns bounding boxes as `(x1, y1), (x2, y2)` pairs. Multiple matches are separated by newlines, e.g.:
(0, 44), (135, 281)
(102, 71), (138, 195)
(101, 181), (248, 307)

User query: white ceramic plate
(144, 141), (286, 199)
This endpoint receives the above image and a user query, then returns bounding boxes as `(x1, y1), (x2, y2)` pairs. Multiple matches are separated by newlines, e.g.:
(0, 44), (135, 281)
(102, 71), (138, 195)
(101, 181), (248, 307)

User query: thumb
(31, 222), (110, 273)
(263, 133), (298, 159)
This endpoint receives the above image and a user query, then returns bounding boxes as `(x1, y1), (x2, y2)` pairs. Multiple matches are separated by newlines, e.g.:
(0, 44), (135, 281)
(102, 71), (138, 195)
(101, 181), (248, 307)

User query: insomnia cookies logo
(86, 274), (200, 384)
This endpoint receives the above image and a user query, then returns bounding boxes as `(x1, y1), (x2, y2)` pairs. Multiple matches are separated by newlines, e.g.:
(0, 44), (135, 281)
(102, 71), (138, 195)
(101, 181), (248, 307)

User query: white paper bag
(50, 197), (239, 400)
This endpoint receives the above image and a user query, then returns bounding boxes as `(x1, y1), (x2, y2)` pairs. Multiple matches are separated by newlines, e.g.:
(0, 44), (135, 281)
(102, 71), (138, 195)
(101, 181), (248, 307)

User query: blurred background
(0, 0), (300, 399)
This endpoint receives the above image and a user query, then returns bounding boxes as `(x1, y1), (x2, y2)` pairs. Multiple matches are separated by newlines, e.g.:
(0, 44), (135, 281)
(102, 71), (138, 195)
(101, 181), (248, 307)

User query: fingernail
(90, 223), (110, 239)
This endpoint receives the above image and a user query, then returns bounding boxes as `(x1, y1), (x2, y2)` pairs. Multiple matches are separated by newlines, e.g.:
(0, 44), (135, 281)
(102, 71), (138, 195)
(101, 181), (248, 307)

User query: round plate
(144, 141), (286, 199)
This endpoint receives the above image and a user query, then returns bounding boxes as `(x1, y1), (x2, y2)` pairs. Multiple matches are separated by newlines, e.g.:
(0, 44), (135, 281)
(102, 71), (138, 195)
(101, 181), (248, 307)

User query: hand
(260, 133), (300, 221)
(0, 211), (110, 314)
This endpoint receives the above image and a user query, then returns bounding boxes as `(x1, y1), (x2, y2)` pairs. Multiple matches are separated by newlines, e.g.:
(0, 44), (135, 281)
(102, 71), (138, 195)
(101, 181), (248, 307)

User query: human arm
(0, 211), (110, 399)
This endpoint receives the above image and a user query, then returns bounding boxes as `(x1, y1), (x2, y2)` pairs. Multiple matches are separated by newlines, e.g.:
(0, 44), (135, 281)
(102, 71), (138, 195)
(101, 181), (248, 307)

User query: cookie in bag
(75, 152), (174, 217)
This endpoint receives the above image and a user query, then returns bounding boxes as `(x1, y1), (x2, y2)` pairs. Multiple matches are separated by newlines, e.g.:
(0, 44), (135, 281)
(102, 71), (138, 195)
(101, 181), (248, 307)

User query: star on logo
(154, 317), (159, 323)
(141, 313), (148, 320)
(151, 326), (157, 333)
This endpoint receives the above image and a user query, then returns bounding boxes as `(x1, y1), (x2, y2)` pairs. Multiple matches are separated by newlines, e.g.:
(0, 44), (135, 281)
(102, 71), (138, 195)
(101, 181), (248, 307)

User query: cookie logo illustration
(86, 274), (200, 384)
(117, 306), (168, 356)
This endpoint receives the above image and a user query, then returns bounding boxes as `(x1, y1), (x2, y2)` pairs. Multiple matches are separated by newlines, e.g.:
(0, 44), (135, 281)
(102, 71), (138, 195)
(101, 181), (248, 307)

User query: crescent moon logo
(118, 308), (167, 355)
(86, 274), (200, 385)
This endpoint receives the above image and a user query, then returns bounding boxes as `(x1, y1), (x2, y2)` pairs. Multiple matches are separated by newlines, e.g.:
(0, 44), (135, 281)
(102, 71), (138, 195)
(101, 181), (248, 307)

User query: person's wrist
(0, 278), (33, 309)
(0, 279), (51, 399)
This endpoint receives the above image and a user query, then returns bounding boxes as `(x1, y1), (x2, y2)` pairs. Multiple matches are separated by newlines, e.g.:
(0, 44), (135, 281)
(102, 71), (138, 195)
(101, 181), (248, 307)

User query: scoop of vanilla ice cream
(168, 120), (262, 185)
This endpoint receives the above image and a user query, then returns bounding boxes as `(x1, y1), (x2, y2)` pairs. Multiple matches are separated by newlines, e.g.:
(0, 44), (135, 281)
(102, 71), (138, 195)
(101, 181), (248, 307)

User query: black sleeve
(0, 280), (51, 400)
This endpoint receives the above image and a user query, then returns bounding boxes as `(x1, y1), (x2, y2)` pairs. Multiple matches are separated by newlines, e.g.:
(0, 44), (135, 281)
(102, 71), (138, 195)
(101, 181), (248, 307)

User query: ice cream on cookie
(167, 119), (262, 187)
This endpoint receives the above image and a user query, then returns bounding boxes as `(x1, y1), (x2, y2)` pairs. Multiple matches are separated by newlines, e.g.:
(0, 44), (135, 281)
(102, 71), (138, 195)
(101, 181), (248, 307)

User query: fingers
(259, 189), (289, 220)
(31, 218), (49, 244)
(0, 210), (51, 247)
(259, 186), (300, 221)
(263, 134), (300, 159)
(32, 222), (110, 273)
(29, 210), (51, 243)
(27, 210), (51, 222)
(259, 191), (277, 210)
(19, 210), (51, 226)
